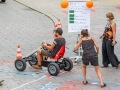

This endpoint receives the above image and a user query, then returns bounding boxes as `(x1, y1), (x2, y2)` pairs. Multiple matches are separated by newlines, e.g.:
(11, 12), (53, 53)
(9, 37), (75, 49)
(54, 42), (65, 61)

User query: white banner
(68, 1), (90, 32)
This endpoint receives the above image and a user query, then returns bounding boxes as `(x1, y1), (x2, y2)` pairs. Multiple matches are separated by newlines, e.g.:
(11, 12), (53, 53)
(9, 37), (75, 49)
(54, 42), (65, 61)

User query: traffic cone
(57, 19), (61, 28)
(16, 45), (22, 59)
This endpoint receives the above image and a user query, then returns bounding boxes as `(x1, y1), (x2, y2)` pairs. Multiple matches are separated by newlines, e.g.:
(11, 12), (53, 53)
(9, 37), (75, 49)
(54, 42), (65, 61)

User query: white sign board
(68, 1), (90, 32)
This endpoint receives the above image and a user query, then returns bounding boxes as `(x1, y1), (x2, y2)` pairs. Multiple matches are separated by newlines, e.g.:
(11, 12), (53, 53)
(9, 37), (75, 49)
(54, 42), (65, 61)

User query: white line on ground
(11, 75), (45, 90)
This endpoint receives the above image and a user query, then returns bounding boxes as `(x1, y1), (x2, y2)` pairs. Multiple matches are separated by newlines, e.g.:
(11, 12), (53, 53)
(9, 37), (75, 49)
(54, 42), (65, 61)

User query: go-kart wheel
(48, 63), (60, 76)
(29, 60), (37, 66)
(15, 59), (27, 71)
(28, 54), (37, 66)
(63, 58), (73, 71)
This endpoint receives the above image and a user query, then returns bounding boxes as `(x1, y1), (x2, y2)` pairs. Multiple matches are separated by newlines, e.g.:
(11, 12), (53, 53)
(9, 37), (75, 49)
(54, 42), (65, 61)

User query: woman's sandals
(83, 81), (88, 85)
(101, 83), (106, 88)
(83, 81), (106, 88)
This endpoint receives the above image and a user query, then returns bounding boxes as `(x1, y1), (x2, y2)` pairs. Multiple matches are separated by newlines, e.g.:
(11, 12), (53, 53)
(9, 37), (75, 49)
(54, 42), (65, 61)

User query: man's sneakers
(32, 65), (42, 69)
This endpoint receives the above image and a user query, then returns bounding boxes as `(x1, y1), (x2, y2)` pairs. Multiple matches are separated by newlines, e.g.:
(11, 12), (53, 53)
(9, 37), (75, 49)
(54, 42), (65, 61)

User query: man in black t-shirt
(33, 28), (66, 69)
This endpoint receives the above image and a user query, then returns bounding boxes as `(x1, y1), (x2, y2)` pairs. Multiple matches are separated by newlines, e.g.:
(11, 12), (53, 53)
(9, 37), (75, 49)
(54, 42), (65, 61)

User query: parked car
(1, 0), (6, 2)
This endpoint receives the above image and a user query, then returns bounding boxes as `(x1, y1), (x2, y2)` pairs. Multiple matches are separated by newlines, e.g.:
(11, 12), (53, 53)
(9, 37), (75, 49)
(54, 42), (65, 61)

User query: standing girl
(74, 29), (106, 87)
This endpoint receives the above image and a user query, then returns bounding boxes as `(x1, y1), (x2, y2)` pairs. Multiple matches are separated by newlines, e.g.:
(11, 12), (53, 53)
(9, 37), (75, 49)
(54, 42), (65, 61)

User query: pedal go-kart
(15, 46), (73, 76)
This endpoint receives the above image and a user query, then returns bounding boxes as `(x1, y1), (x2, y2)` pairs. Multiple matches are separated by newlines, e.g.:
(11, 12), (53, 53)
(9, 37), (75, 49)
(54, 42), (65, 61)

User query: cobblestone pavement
(0, 0), (120, 90)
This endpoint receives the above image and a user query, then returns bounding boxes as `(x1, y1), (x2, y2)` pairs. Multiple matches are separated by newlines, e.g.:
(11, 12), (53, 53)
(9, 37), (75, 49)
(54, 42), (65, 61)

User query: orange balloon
(61, 1), (69, 8)
(86, 1), (93, 8)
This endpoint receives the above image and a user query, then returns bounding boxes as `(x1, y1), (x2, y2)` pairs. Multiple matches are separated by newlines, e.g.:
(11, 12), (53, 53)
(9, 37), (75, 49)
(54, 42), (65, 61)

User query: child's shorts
(82, 56), (99, 66)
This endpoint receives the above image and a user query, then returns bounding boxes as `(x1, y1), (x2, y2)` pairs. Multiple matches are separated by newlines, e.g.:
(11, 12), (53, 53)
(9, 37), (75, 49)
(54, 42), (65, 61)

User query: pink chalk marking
(59, 70), (66, 74)
(91, 9), (96, 12)
(116, 6), (120, 10)
(58, 88), (69, 90)
(62, 11), (68, 14)
(58, 80), (85, 90)
(0, 60), (15, 63)
(46, 75), (51, 78)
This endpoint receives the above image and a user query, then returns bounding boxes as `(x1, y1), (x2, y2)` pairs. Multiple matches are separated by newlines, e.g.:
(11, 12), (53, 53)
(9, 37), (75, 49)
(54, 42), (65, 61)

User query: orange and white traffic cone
(16, 45), (22, 59)
(57, 19), (62, 28)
